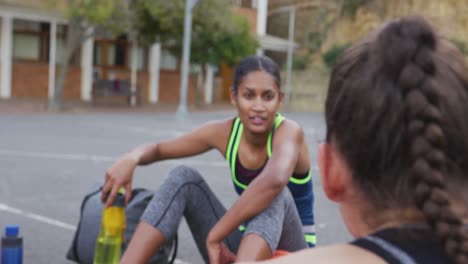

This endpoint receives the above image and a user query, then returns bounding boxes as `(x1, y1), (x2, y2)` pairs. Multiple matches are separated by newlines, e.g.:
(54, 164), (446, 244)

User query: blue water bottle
(1, 225), (23, 264)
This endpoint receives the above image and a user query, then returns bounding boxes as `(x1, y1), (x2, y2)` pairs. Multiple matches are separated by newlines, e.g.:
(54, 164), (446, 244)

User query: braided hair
(325, 16), (468, 263)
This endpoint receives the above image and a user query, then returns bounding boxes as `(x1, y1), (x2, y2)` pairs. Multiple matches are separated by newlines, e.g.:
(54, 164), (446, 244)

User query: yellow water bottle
(93, 189), (126, 264)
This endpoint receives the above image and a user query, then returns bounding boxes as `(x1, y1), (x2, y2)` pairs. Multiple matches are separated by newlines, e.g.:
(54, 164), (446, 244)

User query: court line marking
(0, 149), (319, 171)
(0, 202), (76, 231)
(0, 149), (227, 167)
(0, 202), (192, 264)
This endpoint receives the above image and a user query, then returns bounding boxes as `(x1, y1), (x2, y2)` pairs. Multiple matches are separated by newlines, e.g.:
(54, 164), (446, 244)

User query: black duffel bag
(66, 184), (177, 264)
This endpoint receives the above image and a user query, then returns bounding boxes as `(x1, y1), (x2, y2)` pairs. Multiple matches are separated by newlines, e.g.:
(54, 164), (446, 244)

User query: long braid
(378, 17), (468, 263)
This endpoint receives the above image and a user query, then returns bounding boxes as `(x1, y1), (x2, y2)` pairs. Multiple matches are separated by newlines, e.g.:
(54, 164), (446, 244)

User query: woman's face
(232, 70), (283, 134)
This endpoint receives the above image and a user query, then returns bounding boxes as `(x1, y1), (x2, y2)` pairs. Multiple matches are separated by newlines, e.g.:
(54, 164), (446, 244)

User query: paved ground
(0, 102), (351, 263)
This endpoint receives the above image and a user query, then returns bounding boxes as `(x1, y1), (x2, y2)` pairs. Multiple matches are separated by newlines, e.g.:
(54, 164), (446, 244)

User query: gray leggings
(141, 165), (307, 262)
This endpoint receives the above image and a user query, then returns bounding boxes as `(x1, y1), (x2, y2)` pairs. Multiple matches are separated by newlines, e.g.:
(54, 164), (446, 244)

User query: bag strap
(71, 186), (179, 263)
(169, 234), (178, 264)
(72, 186), (102, 263)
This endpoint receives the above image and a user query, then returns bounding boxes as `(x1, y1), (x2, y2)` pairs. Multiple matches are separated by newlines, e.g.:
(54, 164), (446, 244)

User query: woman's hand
(207, 233), (236, 264)
(101, 155), (138, 207)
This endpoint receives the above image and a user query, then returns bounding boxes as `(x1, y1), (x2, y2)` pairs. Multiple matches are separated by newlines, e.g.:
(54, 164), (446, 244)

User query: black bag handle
(71, 187), (102, 263)
(169, 234), (178, 264)
(68, 186), (179, 264)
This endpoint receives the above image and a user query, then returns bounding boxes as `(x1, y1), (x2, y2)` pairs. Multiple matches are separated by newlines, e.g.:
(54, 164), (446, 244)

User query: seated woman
(101, 55), (316, 263)
(248, 16), (468, 263)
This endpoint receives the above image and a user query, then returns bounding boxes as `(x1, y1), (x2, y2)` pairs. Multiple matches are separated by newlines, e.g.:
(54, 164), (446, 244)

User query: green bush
(292, 53), (310, 71)
(322, 43), (351, 69)
(451, 39), (468, 55)
(342, 0), (371, 17)
(307, 31), (323, 54)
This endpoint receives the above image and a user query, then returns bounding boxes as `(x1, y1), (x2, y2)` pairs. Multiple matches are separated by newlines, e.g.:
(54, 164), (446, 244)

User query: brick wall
(101, 68), (196, 104)
(11, 62), (81, 99)
(219, 63), (234, 101)
(158, 71), (196, 103)
(11, 62), (197, 104)
(12, 63), (48, 98)
(63, 66), (81, 99)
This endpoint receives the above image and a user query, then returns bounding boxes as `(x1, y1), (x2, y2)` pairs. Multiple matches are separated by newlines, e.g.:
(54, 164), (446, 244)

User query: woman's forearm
(126, 143), (160, 166)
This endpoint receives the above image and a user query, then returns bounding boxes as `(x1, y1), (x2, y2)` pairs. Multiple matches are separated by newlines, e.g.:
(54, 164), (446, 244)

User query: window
(126, 45), (147, 71)
(13, 34), (40, 60)
(160, 49), (178, 70)
(12, 19), (42, 61)
(12, 19), (67, 63)
(231, 0), (243, 6)
(93, 38), (149, 71)
(108, 41), (127, 67)
(252, 0), (258, 9)
(231, 0), (254, 8)
(55, 25), (66, 64)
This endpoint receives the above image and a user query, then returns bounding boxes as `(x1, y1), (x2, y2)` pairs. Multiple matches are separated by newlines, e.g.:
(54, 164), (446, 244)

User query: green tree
(47, 0), (131, 110)
(133, 0), (258, 101)
(130, 0), (184, 45)
(133, 0), (257, 65)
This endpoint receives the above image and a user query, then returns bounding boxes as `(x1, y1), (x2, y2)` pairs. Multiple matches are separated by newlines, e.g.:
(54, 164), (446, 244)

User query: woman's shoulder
(239, 244), (386, 264)
(200, 117), (236, 131)
(275, 117), (305, 140)
(196, 117), (237, 151)
(278, 116), (303, 131)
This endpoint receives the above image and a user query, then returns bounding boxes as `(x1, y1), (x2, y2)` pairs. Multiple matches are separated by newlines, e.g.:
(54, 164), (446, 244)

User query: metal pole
(177, 0), (198, 118)
(284, 7), (295, 111)
(1, 15), (12, 99)
(48, 20), (57, 99)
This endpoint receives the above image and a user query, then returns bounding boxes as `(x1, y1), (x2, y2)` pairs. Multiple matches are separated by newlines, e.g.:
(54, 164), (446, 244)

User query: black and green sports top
(225, 113), (315, 229)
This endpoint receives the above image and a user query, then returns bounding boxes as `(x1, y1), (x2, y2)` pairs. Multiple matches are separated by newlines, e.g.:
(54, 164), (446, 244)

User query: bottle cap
(113, 193), (125, 207)
(5, 225), (19, 237)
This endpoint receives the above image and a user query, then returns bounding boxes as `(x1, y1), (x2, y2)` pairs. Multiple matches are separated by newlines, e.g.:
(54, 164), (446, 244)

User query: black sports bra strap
(351, 236), (417, 264)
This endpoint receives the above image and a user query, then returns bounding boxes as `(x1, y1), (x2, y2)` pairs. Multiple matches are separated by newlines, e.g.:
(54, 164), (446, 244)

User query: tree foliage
(130, 0), (184, 44)
(451, 38), (468, 56)
(132, 0), (258, 66)
(50, 0), (257, 108)
(62, 0), (131, 34)
(340, 0), (372, 18)
(322, 42), (351, 69)
(47, 0), (132, 110)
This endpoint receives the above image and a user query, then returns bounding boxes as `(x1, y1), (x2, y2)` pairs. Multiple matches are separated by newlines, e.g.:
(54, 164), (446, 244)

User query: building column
(130, 41), (138, 106)
(204, 64), (214, 104)
(149, 42), (160, 104)
(48, 20), (57, 99)
(256, 0), (268, 56)
(284, 7), (296, 111)
(81, 28), (94, 102)
(1, 15), (12, 99)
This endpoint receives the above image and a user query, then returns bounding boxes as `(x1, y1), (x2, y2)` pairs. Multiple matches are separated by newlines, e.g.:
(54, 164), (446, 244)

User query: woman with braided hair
(246, 16), (468, 264)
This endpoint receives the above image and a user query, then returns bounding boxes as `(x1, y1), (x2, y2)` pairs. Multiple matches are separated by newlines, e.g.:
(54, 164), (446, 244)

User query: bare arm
(207, 120), (305, 260)
(237, 244), (387, 264)
(102, 120), (230, 207)
(130, 122), (223, 165)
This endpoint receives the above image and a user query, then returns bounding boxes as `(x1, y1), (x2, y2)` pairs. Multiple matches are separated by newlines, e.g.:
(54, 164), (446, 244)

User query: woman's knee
(164, 165), (204, 186)
(275, 188), (295, 209)
(243, 189), (294, 241)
